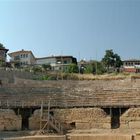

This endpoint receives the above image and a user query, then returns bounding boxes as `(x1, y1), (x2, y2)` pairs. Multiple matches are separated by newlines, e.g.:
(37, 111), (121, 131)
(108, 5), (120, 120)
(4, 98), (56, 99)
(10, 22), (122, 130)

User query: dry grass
(47, 72), (140, 81)
(66, 73), (128, 80)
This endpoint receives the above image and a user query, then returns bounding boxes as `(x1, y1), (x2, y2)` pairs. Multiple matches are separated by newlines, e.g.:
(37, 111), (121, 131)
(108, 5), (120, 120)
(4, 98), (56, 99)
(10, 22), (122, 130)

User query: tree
(94, 61), (106, 74)
(83, 61), (106, 74)
(102, 49), (122, 72)
(42, 64), (51, 71)
(113, 53), (123, 68)
(0, 43), (5, 49)
(66, 63), (79, 73)
(0, 43), (6, 67)
(84, 64), (93, 74)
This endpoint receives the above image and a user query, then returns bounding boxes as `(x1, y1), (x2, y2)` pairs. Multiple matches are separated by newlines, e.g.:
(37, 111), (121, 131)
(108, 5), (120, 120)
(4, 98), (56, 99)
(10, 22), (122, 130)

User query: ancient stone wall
(54, 108), (111, 129)
(3, 134), (133, 140)
(29, 110), (41, 130)
(0, 109), (21, 131)
(68, 134), (132, 140)
(120, 108), (140, 129)
(4, 135), (66, 140)
(1, 77), (140, 131)
(6, 77), (140, 108)
(29, 108), (110, 130)
(0, 69), (41, 83)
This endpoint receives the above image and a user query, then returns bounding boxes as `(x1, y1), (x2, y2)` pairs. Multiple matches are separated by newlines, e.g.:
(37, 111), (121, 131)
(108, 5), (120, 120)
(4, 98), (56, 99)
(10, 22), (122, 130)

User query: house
(0, 44), (9, 64)
(8, 49), (36, 67)
(123, 59), (140, 73)
(36, 55), (77, 71)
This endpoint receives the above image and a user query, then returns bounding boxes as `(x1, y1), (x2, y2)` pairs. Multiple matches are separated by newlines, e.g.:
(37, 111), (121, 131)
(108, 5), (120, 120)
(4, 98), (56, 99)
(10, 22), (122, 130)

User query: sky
(0, 0), (140, 61)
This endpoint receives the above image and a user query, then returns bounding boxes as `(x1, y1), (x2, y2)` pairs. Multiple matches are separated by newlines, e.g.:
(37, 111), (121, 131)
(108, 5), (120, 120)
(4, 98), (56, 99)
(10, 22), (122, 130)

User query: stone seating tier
(0, 78), (140, 108)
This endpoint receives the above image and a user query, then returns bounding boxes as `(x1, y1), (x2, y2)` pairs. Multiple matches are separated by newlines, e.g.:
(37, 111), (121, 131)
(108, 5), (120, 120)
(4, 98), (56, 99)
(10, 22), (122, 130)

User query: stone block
(135, 135), (140, 140)
(76, 122), (90, 129)
(0, 110), (22, 131)
(120, 123), (129, 129)
(4, 135), (66, 140)
(69, 134), (132, 140)
(129, 121), (140, 129)
(29, 117), (40, 130)
(102, 123), (111, 129)
(0, 124), (4, 130)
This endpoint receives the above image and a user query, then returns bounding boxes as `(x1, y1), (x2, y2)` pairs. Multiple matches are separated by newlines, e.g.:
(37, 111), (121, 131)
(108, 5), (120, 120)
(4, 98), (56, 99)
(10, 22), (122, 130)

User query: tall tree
(0, 43), (5, 49)
(102, 49), (122, 72)
(113, 53), (123, 68)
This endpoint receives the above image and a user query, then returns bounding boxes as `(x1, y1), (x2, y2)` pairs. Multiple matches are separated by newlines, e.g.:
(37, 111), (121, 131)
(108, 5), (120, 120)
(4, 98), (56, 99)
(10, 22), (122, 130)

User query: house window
(23, 54), (25, 58)
(64, 60), (67, 64)
(26, 54), (28, 58)
(15, 55), (20, 60)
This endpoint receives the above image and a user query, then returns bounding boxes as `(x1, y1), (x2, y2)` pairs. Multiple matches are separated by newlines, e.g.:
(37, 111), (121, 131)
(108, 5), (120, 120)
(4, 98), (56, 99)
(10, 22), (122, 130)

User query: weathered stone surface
(76, 122), (90, 129)
(122, 108), (140, 117)
(69, 134), (132, 140)
(4, 135), (66, 140)
(29, 108), (110, 130)
(53, 108), (110, 129)
(2, 77), (140, 131)
(129, 122), (140, 129)
(1, 77), (140, 108)
(120, 108), (140, 129)
(120, 123), (129, 129)
(0, 109), (21, 131)
(29, 110), (40, 130)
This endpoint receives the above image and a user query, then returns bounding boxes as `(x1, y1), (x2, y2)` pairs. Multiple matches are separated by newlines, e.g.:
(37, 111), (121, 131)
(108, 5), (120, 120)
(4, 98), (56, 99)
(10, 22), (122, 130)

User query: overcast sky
(0, 0), (140, 61)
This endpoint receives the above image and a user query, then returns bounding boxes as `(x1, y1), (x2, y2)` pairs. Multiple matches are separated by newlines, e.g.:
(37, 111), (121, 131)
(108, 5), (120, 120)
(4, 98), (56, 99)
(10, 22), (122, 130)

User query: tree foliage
(66, 63), (79, 73)
(102, 49), (122, 72)
(42, 64), (51, 71)
(82, 61), (106, 74)
(0, 43), (5, 49)
(94, 61), (106, 74)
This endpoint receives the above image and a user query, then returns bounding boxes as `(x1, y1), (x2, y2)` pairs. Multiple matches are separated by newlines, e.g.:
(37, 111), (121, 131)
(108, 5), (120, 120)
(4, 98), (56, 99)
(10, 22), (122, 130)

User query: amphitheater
(1, 70), (140, 139)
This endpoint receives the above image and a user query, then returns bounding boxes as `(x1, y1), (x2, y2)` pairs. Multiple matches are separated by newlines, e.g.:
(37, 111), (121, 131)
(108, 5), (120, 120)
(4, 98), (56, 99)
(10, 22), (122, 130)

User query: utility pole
(78, 52), (81, 75)
(95, 50), (98, 75)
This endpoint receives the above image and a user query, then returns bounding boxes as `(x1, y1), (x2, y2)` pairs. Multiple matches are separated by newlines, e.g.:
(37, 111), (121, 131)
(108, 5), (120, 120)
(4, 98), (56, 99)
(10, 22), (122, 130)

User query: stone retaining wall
(120, 108), (140, 129)
(0, 109), (21, 131)
(4, 134), (133, 140)
(29, 108), (110, 130)
(53, 108), (111, 129)
(4, 135), (66, 140)
(29, 110), (41, 130)
(68, 134), (132, 140)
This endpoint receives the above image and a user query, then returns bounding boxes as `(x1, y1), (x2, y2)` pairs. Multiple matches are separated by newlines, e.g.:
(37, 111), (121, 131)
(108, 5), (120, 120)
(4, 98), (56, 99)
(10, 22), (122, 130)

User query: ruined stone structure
(0, 109), (21, 131)
(1, 75), (140, 136)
